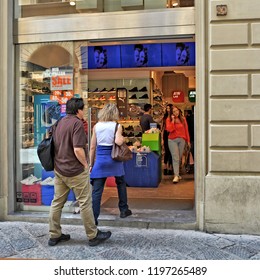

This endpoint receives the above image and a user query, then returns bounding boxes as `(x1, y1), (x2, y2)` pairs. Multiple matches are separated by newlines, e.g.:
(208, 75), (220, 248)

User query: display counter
(124, 152), (161, 188)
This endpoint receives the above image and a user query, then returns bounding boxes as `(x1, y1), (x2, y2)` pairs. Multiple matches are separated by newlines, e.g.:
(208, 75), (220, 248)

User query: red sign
(51, 75), (73, 90)
(50, 90), (74, 104)
(172, 90), (184, 103)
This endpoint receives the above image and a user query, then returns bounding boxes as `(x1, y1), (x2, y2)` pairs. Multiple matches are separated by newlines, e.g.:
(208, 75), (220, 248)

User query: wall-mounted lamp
(69, 1), (76, 6)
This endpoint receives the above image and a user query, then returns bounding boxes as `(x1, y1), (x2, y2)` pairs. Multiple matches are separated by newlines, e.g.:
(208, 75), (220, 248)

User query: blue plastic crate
(41, 185), (76, 206)
(123, 152), (161, 188)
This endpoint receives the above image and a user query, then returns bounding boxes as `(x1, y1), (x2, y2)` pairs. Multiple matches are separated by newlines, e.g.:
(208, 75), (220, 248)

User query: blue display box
(41, 169), (55, 180)
(41, 185), (76, 206)
(123, 152), (161, 188)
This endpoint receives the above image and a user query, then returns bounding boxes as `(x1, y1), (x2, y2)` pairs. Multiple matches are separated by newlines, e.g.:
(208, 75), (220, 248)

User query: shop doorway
(83, 40), (196, 225)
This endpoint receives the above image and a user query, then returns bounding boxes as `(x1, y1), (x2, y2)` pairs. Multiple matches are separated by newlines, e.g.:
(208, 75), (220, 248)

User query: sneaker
(108, 87), (116, 92)
(173, 176), (179, 184)
(48, 233), (70, 246)
(40, 177), (55, 185)
(89, 229), (112, 247)
(21, 175), (41, 185)
(120, 209), (132, 218)
(129, 94), (137, 99)
(139, 86), (147, 92)
(129, 87), (138, 92)
(139, 93), (149, 99)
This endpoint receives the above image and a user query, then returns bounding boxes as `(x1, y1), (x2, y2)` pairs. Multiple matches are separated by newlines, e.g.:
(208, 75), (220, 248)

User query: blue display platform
(123, 152), (161, 188)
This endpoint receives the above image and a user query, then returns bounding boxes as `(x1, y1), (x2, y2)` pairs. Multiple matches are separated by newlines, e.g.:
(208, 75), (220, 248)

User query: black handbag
(111, 123), (132, 162)
(37, 118), (61, 171)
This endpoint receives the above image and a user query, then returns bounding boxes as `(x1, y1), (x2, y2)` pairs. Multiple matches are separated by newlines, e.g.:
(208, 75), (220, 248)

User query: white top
(95, 121), (119, 146)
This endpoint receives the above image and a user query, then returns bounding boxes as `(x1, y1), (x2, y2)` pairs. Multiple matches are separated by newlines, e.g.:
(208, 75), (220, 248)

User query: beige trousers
(49, 169), (97, 240)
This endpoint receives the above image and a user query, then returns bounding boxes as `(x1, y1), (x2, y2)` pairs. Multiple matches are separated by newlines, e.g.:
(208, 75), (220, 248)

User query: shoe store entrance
(84, 39), (196, 226)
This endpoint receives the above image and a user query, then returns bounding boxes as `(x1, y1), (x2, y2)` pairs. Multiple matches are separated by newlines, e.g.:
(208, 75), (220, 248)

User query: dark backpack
(37, 119), (61, 171)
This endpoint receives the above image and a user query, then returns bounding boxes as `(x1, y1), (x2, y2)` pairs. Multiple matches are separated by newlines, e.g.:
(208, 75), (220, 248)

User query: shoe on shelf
(120, 209), (132, 218)
(129, 87), (138, 92)
(139, 86), (147, 92)
(173, 176), (179, 184)
(129, 94), (137, 99)
(89, 229), (112, 247)
(48, 233), (70, 246)
(153, 96), (162, 101)
(139, 93), (149, 99)
(108, 87), (116, 92)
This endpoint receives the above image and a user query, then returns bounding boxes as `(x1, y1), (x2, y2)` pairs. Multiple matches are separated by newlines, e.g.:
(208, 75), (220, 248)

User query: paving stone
(8, 247), (52, 260)
(188, 244), (240, 260)
(223, 244), (257, 259)
(250, 252), (260, 260)
(98, 248), (136, 260)
(0, 239), (16, 258)
(11, 237), (38, 251)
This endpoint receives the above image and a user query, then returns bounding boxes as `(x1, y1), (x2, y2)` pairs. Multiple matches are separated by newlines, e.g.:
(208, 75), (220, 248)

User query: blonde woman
(89, 103), (132, 225)
(166, 106), (190, 183)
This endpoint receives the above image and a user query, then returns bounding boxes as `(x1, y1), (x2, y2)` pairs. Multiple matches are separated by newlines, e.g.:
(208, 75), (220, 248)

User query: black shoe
(129, 87), (138, 92)
(89, 229), (112, 247)
(48, 233), (70, 246)
(120, 209), (132, 218)
(134, 132), (142, 137)
(139, 93), (149, 99)
(139, 86), (147, 92)
(153, 96), (162, 101)
(108, 87), (116, 92)
(129, 94), (137, 99)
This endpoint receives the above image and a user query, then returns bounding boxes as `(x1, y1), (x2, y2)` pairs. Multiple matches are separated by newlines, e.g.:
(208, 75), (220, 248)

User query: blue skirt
(90, 145), (125, 179)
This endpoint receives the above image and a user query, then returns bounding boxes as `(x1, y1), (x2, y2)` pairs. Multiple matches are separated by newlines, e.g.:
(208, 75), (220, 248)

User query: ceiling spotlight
(69, 1), (76, 6)
(171, 0), (179, 7)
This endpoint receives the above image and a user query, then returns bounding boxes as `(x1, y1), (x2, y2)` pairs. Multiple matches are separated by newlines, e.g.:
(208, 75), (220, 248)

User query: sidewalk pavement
(0, 221), (260, 260)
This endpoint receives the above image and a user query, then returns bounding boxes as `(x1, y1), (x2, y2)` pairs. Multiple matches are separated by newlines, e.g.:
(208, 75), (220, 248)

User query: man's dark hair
(144, 103), (152, 112)
(66, 98), (84, 115)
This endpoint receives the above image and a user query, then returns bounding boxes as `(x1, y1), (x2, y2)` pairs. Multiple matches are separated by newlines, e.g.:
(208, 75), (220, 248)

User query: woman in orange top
(166, 106), (190, 183)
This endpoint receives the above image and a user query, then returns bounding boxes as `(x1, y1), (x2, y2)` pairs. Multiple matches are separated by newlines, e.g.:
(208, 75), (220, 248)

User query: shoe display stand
(119, 120), (143, 146)
(20, 75), (35, 149)
(20, 73), (51, 149)
(19, 70), (53, 200)
(151, 80), (165, 125)
(87, 79), (150, 145)
(87, 87), (117, 109)
(87, 78), (150, 112)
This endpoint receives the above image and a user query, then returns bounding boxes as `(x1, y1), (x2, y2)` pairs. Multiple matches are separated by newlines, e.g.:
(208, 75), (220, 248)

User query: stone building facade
(0, 0), (260, 234)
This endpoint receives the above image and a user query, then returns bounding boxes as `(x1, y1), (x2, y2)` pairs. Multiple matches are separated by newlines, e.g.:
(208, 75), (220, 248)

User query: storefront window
(15, 0), (194, 18)
(16, 41), (86, 210)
